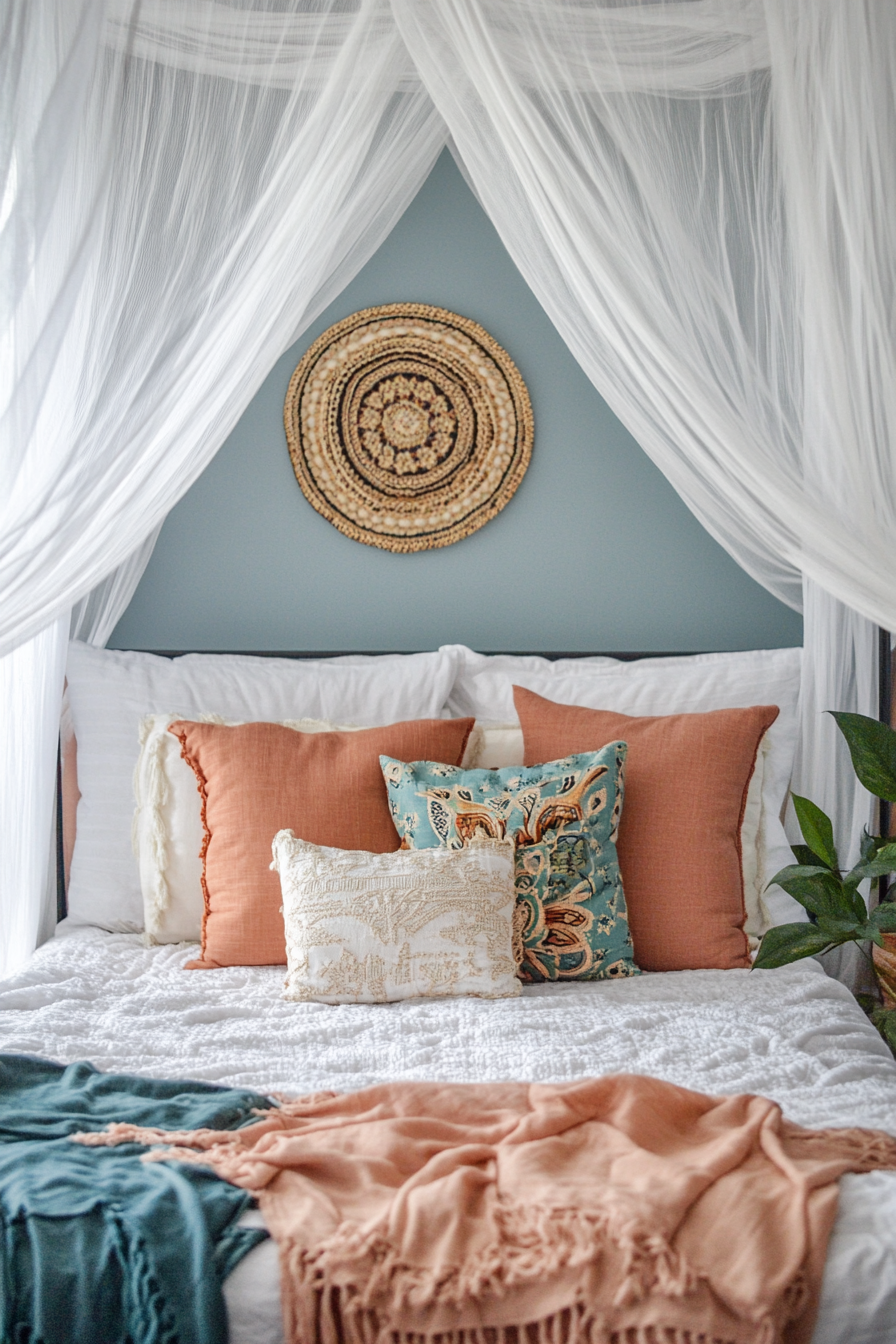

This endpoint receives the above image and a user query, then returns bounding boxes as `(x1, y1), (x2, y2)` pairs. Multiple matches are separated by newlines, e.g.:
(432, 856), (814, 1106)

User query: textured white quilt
(2, 927), (896, 1344)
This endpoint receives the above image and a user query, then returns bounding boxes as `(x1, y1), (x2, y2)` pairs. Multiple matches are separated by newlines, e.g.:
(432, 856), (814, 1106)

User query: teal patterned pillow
(380, 745), (637, 983)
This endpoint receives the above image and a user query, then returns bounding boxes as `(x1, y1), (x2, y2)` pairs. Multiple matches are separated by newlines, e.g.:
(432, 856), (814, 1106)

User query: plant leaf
(790, 794), (838, 869)
(790, 843), (830, 868)
(753, 923), (843, 969)
(870, 902), (896, 933)
(843, 913), (896, 946)
(845, 846), (896, 886)
(860, 828), (886, 862)
(870, 841), (896, 863)
(845, 883), (871, 924)
(825, 918), (880, 944)
(768, 867), (856, 921)
(766, 867), (830, 915)
(829, 712), (896, 803)
(815, 911), (865, 935)
(769, 864), (834, 885)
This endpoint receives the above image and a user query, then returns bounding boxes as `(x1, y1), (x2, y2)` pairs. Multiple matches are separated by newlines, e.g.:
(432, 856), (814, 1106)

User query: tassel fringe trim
(283, 1285), (764, 1344)
(293, 1202), (696, 1315)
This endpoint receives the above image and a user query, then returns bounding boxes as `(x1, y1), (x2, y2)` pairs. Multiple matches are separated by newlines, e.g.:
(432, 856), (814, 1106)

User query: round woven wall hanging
(284, 303), (533, 552)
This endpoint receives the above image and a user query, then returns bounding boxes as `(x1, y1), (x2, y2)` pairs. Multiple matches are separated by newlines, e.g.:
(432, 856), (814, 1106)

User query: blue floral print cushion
(380, 745), (638, 983)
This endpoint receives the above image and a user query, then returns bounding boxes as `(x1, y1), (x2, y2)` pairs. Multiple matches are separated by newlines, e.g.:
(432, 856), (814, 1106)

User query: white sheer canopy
(395, 0), (896, 629)
(394, 0), (894, 868)
(2, 0), (894, 974)
(0, 0), (448, 975)
(1, 0), (447, 656)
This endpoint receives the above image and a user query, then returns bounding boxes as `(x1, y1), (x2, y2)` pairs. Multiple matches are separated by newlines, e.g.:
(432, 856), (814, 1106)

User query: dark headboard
(122, 650), (695, 661)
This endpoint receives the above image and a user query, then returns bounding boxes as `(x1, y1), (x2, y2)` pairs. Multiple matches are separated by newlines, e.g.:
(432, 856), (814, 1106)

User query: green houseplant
(754, 712), (896, 1052)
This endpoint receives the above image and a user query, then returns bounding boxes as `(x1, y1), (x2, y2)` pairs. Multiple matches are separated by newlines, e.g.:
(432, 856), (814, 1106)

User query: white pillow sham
(272, 831), (520, 1004)
(67, 641), (801, 942)
(461, 722), (524, 770)
(445, 645), (803, 938)
(65, 642), (461, 933)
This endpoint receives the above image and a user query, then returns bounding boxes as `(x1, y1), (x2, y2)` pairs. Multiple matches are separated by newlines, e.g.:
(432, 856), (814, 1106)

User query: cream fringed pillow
(133, 712), (365, 944)
(271, 832), (520, 1004)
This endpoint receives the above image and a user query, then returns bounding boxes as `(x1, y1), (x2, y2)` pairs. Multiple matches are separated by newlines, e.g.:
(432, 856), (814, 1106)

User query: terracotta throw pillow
(170, 717), (474, 969)
(513, 687), (779, 972)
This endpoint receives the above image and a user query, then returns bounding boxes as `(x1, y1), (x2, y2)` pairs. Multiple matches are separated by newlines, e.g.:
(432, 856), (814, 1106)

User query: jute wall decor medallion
(284, 303), (533, 552)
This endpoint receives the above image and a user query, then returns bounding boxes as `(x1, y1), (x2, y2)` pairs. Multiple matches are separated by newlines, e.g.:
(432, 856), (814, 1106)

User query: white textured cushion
(443, 646), (803, 937)
(65, 643), (460, 933)
(134, 714), (365, 945)
(461, 723), (524, 769)
(272, 832), (520, 1004)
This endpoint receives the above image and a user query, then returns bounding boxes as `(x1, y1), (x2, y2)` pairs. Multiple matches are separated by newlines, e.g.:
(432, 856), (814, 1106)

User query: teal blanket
(0, 1054), (275, 1344)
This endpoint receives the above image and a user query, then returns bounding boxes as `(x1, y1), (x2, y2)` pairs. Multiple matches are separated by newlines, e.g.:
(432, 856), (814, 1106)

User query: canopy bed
(3, 2), (896, 1342)
(4, 0), (895, 981)
(0, 639), (893, 1342)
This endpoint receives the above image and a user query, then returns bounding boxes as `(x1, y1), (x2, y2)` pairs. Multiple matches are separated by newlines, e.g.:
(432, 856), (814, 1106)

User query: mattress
(2, 927), (896, 1344)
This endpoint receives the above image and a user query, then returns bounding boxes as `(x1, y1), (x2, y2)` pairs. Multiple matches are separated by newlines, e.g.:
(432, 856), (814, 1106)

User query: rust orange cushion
(513, 687), (779, 972)
(170, 717), (474, 969)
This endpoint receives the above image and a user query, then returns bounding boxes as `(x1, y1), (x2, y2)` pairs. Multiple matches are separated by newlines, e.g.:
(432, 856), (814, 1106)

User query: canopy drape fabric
(393, 0), (895, 876)
(2, 0), (893, 975)
(0, 0), (448, 976)
(0, 0), (447, 658)
(68, 528), (163, 650)
(394, 0), (896, 631)
(0, 620), (68, 977)
(795, 578), (877, 989)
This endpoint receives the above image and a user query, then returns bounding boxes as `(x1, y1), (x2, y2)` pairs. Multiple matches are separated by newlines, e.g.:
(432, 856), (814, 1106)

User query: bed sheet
(2, 928), (896, 1344)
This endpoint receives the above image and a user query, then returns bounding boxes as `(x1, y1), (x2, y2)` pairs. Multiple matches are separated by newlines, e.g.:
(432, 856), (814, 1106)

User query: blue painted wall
(111, 151), (801, 654)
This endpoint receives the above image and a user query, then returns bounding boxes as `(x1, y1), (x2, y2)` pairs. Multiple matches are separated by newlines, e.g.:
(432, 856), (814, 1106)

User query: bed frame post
(880, 626), (893, 902)
(55, 740), (66, 922)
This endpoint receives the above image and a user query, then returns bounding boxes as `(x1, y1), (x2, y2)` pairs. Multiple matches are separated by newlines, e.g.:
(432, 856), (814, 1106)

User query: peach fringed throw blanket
(77, 1075), (896, 1344)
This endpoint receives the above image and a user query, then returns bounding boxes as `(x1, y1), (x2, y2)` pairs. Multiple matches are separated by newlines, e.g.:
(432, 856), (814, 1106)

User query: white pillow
(461, 722), (524, 770)
(134, 713), (366, 945)
(272, 831), (520, 1004)
(65, 643), (461, 933)
(444, 646), (803, 937)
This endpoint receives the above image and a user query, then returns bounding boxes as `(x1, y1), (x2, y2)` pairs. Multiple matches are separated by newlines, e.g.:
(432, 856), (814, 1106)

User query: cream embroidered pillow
(134, 712), (364, 944)
(271, 832), (520, 1004)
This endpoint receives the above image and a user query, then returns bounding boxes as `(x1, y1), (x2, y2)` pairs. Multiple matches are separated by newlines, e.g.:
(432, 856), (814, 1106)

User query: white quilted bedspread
(3, 927), (896, 1344)
(3, 928), (895, 1127)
